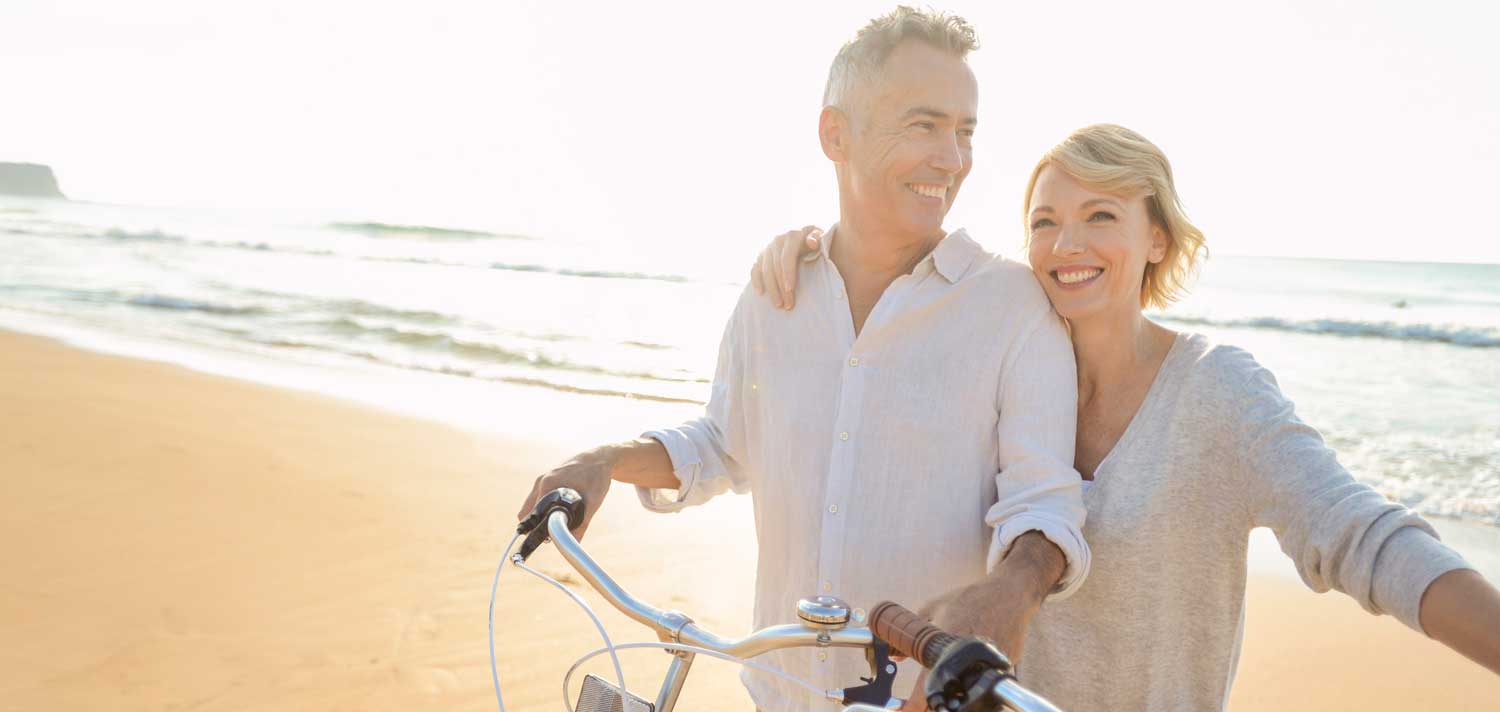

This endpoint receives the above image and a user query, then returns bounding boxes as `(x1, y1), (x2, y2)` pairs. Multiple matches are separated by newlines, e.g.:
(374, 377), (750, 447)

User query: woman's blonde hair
(1023, 124), (1207, 309)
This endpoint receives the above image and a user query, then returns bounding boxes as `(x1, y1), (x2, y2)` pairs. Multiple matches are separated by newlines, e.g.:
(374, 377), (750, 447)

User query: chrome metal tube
(547, 513), (875, 658)
(547, 513), (672, 632)
(675, 622), (874, 659)
(654, 652), (694, 712)
(994, 678), (1064, 712)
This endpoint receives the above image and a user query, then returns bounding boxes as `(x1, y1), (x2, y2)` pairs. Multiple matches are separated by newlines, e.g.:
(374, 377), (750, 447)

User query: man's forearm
(928, 531), (1067, 661)
(991, 531), (1068, 606)
(973, 531), (1067, 630)
(599, 437), (679, 490)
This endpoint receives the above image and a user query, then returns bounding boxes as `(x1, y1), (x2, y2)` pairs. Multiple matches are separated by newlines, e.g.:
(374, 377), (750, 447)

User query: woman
(748, 124), (1500, 709)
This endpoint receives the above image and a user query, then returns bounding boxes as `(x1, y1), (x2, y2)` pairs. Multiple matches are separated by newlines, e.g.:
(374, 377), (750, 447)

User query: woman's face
(1025, 164), (1167, 323)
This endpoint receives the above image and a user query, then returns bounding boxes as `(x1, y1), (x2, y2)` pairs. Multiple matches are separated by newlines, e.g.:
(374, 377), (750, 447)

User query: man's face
(838, 41), (978, 239)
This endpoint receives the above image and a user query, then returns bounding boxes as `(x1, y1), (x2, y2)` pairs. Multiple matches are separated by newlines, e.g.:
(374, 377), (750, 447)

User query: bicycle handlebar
(516, 489), (1065, 712)
(540, 509), (879, 659)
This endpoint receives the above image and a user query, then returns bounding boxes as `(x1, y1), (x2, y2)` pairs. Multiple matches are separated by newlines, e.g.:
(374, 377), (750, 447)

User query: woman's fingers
(763, 244), (786, 308)
(803, 232), (821, 260)
(753, 226), (824, 310)
(775, 227), (807, 308)
(776, 226), (822, 309)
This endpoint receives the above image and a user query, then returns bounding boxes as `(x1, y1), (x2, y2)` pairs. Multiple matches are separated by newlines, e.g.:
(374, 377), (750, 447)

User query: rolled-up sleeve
(636, 297), (752, 513)
(987, 312), (1091, 599)
(1234, 354), (1474, 633)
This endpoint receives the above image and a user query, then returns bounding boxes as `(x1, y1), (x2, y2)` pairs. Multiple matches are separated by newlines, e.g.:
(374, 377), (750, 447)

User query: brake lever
(841, 637), (898, 706)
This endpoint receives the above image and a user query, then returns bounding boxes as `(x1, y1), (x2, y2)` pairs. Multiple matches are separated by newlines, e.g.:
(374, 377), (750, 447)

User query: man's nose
(929, 133), (964, 175)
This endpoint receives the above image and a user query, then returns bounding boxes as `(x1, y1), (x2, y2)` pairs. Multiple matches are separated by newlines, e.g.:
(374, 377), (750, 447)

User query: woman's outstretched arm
(1420, 568), (1500, 675)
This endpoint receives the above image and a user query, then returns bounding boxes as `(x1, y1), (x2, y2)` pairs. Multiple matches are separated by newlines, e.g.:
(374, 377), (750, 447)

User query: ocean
(3, 195), (1497, 527)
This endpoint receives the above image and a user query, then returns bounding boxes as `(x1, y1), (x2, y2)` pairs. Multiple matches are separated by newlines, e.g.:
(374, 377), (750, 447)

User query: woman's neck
(1069, 306), (1174, 402)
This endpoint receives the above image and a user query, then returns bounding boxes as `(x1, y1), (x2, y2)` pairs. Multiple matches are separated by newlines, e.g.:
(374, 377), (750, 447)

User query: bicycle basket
(577, 673), (656, 712)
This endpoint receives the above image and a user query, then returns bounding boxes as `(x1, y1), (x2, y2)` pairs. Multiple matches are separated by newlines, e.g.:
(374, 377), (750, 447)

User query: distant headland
(0, 163), (66, 199)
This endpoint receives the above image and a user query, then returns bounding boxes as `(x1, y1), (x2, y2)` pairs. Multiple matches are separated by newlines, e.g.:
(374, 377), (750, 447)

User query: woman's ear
(1148, 224), (1169, 264)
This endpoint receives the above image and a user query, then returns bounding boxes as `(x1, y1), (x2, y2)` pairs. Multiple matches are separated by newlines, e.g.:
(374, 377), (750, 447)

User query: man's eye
(911, 122), (935, 131)
(1030, 218), (1056, 230)
(1087, 211), (1116, 223)
(959, 129), (975, 138)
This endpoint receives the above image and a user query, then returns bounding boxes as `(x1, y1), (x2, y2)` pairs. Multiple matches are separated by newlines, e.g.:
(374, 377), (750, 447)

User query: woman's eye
(1087, 211), (1116, 223)
(1030, 218), (1056, 231)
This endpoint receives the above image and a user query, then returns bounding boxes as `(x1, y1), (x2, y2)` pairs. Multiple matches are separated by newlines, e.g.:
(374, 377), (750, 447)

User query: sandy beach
(2, 329), (1497, 711)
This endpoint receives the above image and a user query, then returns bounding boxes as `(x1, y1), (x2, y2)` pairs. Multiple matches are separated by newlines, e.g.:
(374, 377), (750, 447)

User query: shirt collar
(930, 228), (981, 283)
(820, 224), (979, 284)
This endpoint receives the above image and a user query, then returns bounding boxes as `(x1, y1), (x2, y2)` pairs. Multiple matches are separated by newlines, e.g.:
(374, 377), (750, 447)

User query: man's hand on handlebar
(516, 446), (617, 541)
(516, 438), (679, 541)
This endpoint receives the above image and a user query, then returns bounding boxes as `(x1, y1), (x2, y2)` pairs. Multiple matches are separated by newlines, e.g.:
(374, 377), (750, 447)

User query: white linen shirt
(637, 227), (1089, 711)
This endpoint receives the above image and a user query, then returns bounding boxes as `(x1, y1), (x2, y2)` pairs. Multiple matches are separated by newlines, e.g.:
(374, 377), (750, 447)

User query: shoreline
(1, 328), (1498, 709)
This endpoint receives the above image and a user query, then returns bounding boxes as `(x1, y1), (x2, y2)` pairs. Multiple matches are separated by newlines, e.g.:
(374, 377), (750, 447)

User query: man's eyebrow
(899, 106), (948, 121)
(894, 105), (978, 126)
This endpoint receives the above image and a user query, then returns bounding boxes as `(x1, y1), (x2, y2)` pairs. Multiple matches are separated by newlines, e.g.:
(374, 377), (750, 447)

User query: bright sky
(3, 0), (1497, 266)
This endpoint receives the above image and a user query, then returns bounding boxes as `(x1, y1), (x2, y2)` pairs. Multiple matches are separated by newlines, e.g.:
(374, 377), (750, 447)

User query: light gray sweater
(1016, 332), (1472, 711)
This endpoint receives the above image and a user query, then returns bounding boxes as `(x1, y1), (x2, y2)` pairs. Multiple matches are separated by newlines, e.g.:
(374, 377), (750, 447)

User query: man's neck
(830, 212), (944, 283)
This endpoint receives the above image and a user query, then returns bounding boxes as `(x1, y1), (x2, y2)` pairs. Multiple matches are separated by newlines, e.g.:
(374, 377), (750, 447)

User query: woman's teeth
(1057, 268), (1102, 285)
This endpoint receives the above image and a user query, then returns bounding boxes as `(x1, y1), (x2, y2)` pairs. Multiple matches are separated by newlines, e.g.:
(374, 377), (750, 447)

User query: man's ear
(1148, 224), (1169, 264)
(819, 106), (851, 163)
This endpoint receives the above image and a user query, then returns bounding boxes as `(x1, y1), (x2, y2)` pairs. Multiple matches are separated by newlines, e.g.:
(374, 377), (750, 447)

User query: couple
(516, 6), (1500, 710)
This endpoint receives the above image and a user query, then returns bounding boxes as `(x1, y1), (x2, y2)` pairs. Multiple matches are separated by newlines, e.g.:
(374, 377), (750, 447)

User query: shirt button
(839, 432), (849, 441)
(817, 652), (828, 661)
(835, 291), (845, 300)
(848, 357), (859, 367)
(828, 504), (839, 513)
(822, 581), (832, 592)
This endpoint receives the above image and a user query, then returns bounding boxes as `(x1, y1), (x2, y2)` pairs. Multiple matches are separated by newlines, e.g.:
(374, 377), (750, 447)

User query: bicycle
(492, 488), (1066, 712)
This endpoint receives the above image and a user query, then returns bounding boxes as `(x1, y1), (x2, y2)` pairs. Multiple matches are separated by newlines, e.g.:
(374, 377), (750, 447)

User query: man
(516, 7), (1088, 710)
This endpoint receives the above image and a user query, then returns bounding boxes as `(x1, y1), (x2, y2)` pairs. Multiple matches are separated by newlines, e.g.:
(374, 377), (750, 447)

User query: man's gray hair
(822, 6), (979, 110)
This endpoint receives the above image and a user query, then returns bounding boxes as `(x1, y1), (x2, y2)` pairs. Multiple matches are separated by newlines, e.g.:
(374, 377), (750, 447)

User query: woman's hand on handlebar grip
(749, 225), (822, 310)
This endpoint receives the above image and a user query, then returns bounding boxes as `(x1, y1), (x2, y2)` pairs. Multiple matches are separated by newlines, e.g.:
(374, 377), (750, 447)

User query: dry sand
(1, 330), (1496, 710)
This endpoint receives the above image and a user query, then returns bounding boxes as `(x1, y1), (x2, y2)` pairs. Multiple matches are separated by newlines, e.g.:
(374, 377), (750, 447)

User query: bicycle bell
(797, 595), (852, 630)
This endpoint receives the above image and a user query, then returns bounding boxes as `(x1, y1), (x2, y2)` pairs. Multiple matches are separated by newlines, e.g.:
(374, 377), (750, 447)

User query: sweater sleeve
(1227, 349), (1473, 633)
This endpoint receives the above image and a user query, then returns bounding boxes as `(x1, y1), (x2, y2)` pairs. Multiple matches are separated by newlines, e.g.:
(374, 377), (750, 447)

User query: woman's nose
(1053, 226), (1086, 256)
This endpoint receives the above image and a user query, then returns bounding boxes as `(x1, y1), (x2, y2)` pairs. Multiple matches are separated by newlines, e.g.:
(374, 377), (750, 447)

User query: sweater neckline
(1085, 330), (1190, 488)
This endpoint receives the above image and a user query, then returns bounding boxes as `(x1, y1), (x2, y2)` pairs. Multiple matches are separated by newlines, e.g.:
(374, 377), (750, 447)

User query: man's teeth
(910, 184), (946, 199)
(1057, 268), (1102, 284)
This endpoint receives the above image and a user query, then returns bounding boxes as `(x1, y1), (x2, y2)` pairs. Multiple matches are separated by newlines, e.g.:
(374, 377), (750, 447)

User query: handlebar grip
(515, 488), (587, 561)
(867, 601), (959, 668)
